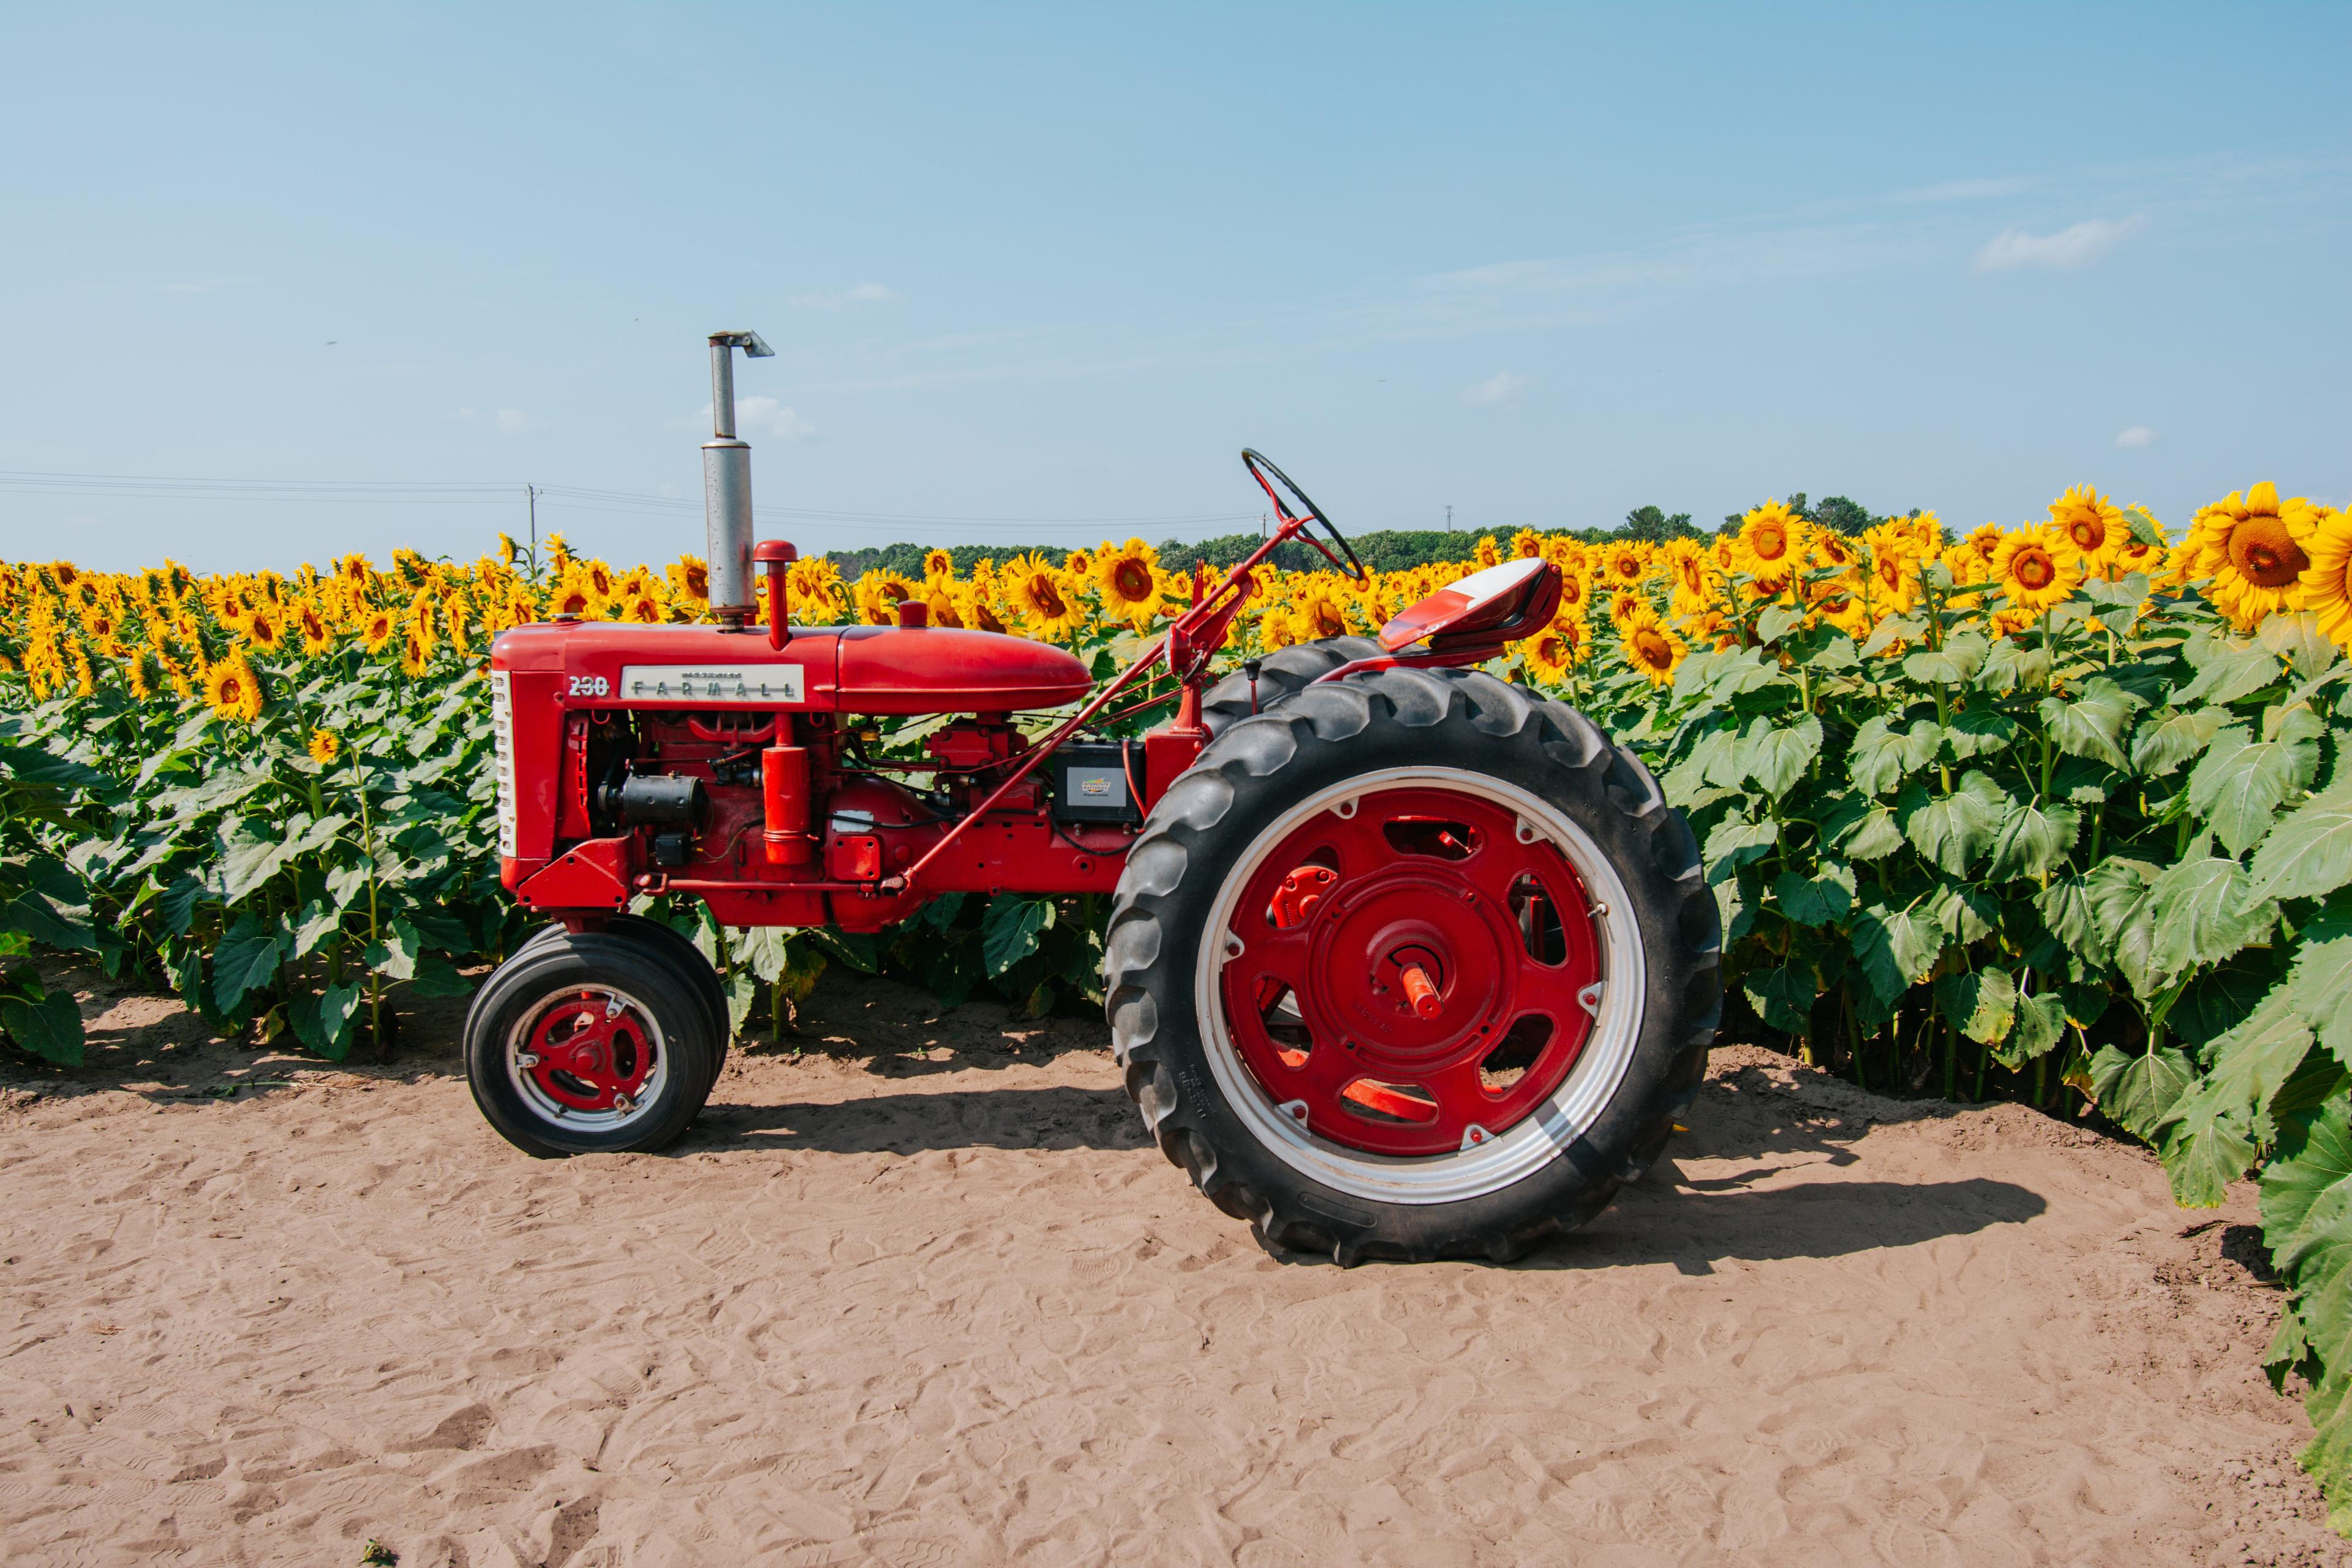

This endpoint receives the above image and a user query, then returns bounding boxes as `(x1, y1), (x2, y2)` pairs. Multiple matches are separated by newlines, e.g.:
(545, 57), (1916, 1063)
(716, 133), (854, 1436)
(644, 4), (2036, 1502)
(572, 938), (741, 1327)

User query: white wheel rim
(1192, 766), (1647, 1205)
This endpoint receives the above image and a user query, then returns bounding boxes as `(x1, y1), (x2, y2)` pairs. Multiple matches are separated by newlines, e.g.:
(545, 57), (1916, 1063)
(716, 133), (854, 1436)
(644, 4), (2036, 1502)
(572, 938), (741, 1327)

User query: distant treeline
(815, 494), (1909, 578)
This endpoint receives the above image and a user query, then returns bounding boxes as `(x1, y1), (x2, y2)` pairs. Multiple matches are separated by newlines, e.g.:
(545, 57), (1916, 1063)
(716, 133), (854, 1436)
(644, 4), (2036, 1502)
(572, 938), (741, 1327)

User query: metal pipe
(703, 438), (755, 621)
(700, 331), (772, 627)
(709, 341), (737, 439)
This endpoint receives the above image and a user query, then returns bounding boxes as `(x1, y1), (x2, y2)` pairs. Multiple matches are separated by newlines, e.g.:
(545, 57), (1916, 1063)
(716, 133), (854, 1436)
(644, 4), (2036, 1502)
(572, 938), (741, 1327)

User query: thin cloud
(69, 278), (250, 295)
(1894, 176), (2032, 205)
(1973, 215), (2148, 273)
(454, 406), (549, 435)
(2115, 426), (2155, 450)
(1461, 371), (1532, 408)
(790, 282), (898, 310)
(1419, 222), (1917, 310)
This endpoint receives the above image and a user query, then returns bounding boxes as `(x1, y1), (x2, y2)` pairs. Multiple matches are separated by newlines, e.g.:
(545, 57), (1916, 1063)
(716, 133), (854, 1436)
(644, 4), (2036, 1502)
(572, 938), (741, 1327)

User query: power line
(0, 467), (1261, 536)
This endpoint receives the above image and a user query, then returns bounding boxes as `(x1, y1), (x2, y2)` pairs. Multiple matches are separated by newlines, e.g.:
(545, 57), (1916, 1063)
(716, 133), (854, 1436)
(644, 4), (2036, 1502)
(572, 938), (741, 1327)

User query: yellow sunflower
(2298, 507), (2352, 654)
(923, 592), (965, 630)
(954, 585), (1009, 635)
(1619, 606), (1684, 686)
(1510, 529), (1545, 560)
(665, 554), (710, 606)
(2047, 484), (2125, 575)
(307, 727), (341, 764)
(360, 608), (398, 652)
(295, 603), (333, 656)
(498, 587), (540, 631)
(405, 589), (440, 655)
(1519, 619), (1585, 685)
(786, 557), (845, 625)
(1664, 539), (1711, 611)
(1860, 522), (1923, 614)
(1475, 536), (1500, 569)
(1732, 501), (1809, 582)
(848, 570), (916, 627)
(1600, 541), (1648, 586)
(1990, 524), (2081, 614)
(1005, 554), (1087, 638)
(545, 582), (590, 619)
(1807, 579), (1871, 638)
(1093, 537), (1166, 625)
(1811, 531), (1861, 573)
(2186, 482), (2315, 629)
(400, 631), (429, 678)
(922, 548), (956, 585)
(1256, 605), (1302, 652)
(202, 652), (264, 722)
(1293, 590), (1355, 642)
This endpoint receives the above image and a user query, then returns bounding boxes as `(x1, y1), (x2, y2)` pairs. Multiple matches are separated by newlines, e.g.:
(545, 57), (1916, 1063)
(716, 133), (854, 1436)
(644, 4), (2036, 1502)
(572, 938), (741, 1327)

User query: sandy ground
(2, 970), (2347, 1568)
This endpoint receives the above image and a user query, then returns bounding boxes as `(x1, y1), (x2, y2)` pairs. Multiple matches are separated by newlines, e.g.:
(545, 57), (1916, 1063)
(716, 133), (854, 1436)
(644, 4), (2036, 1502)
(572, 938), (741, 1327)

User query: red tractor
(468, 332), (1719, 1262)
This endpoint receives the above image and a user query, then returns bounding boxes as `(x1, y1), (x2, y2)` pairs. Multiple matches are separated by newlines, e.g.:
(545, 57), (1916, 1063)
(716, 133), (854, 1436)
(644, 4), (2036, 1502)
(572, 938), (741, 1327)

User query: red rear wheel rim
(1217, 785), (1602, 1156)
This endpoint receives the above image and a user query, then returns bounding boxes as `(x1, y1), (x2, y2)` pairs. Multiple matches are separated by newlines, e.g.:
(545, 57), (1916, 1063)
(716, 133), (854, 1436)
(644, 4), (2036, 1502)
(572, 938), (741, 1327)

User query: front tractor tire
(516, 913), (730, 1096)
(1105, 665), (1719, 1264)
(465, 932), (719, 1158)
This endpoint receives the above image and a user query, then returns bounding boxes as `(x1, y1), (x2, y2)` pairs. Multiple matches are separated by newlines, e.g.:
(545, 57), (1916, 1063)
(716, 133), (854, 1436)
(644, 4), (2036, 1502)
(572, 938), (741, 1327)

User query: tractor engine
(490, 617), (1159, 933)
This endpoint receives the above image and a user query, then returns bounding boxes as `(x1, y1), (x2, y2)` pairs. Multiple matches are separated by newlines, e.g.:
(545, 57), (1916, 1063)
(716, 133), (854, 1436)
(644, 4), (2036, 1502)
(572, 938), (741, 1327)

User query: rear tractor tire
(1197, 635), (1382, 738)
(1104, 664), (1719, 1263)
(465, 932), (719, 1158)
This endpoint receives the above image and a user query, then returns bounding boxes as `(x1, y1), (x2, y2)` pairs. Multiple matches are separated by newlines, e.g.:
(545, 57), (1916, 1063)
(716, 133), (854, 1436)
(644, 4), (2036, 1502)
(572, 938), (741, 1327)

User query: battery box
(1049, 741), (1144, 824)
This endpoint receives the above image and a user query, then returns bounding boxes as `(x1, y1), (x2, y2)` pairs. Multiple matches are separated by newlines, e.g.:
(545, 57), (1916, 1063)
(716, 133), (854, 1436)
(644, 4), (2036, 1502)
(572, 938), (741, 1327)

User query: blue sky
(2, 3), (2345, 571)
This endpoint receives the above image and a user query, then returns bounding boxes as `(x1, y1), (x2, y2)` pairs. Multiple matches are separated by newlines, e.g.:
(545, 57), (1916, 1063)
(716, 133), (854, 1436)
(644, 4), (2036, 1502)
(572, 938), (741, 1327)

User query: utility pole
(527, 484), (539, 564)
(1446, 504), (1453, 530)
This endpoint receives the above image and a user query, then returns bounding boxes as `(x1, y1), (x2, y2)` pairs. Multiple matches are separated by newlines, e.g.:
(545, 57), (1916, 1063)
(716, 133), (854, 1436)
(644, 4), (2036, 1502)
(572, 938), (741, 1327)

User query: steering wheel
(1241, 449), (1370, 586)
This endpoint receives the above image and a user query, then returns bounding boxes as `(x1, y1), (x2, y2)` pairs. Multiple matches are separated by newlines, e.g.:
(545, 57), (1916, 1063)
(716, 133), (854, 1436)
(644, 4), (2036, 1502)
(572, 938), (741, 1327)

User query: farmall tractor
(469, 332), (1719, 1262)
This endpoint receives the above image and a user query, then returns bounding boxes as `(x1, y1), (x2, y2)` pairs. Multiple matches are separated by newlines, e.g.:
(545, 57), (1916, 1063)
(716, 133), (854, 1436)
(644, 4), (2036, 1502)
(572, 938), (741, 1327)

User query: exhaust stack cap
(703, 330), (775, 624)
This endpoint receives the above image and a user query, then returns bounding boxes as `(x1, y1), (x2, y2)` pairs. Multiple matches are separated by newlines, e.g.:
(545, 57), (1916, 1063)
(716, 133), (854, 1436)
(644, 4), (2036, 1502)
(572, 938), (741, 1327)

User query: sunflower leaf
(2037, 677), (2141, 770)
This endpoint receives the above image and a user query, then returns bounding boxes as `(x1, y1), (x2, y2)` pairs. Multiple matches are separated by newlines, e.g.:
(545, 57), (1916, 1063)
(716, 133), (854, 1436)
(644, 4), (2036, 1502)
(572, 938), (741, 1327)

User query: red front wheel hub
(1218, 786), (1603, 1156)
(512, 988), (665, 1122)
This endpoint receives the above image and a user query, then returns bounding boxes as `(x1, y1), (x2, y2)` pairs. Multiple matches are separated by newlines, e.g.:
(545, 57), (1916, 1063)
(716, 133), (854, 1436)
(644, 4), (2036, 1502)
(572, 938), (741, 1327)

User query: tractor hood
(490, 620), (1093, 714)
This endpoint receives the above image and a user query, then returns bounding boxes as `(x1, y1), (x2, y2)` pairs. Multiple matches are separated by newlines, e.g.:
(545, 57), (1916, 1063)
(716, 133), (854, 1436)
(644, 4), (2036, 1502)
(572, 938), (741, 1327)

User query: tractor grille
(489, 669), (517, 858)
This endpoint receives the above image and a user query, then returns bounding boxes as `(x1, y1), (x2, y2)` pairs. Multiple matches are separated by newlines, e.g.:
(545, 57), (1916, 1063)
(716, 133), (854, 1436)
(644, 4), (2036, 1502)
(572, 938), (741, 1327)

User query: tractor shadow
(679, 1047), (2051, 1272)
(684, 1084), (1152, 1156)
(1530, 1052), (2049, 1275)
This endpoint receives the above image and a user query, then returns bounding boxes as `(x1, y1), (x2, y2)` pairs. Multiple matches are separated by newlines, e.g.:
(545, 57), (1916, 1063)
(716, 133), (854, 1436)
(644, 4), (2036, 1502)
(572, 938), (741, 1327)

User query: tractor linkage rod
(877, 633), (1168, 896)
(878, 511), (1323, 897)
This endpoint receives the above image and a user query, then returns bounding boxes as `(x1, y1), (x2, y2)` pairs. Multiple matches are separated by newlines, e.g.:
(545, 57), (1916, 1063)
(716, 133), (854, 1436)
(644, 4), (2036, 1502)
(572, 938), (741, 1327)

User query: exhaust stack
(703, 330), (774, 628)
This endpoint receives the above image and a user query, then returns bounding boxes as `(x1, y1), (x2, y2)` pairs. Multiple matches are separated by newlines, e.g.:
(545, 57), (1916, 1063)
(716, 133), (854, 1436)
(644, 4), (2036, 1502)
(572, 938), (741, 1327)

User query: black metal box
(1049, 741), (1144, 824)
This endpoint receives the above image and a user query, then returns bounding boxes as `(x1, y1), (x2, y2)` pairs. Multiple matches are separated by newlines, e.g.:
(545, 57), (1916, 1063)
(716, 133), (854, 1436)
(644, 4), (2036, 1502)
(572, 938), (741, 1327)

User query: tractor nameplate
(616, 664), (805, 704)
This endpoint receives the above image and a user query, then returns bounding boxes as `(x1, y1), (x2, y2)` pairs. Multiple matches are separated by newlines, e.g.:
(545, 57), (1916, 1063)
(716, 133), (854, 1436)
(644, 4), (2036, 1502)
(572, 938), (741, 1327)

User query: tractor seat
(1378, 557), (1562, 652)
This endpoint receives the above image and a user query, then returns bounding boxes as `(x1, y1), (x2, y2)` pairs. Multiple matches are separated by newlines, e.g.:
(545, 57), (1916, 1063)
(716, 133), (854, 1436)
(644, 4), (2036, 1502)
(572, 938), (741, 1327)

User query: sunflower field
(7, 480), (2352, 1513)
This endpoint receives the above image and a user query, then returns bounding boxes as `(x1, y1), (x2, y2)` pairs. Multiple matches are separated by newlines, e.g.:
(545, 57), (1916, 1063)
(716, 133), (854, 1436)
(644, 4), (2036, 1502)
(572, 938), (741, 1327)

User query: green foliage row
(0, 652), (522, 1063)
(1548, 564), (2352, 1522)
(816, 502), (1732, 581)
